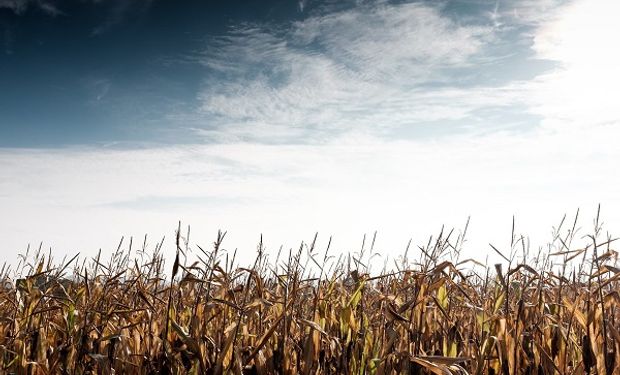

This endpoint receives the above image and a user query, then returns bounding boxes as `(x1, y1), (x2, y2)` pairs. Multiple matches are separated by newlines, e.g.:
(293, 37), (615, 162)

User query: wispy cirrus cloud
(498, 0), (567, 26)
(189, 0), (618, 144)
(0, 0), (154, 33)
(84, 77), (112, 102)
(0, 0), (62, 15)
(192, 2), (516, 143)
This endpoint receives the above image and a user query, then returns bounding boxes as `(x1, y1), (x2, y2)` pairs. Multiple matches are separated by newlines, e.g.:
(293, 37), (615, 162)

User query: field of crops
(1, 216), (620, 375)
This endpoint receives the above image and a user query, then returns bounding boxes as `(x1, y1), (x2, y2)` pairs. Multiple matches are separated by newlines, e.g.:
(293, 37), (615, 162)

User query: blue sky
(0, 0), (554, 146)
(1, 0), (296, 146)
(1, 0), (619, 266)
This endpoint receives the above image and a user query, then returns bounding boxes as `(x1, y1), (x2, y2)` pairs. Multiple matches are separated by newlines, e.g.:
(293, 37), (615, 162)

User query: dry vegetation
(1, 211), (620, 375)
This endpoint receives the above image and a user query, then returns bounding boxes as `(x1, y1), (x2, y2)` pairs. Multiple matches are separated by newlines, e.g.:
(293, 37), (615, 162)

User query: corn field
(1, 214), (620, 375)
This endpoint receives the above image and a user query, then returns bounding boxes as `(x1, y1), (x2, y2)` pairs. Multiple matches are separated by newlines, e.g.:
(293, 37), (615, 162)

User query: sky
(1, 0), (619, 269)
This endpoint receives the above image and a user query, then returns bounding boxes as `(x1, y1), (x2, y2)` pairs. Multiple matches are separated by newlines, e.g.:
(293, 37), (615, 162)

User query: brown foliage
(1, 216), (620, 375)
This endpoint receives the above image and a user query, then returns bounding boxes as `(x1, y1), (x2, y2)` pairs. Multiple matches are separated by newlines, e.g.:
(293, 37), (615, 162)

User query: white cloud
(526, 0), (620, 130)
(0, 0), (62, 15)
(0, 0), (32, 14)
(197, 0), (612, 144)
(1, 123), (619, 267)
(196, 2), (501, 143)
(85, 78), (111, 102)
(497, 0), (567, 26)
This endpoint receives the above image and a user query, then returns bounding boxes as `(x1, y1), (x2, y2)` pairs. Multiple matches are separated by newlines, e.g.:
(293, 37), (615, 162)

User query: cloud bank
(2, 123), (619, 266)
